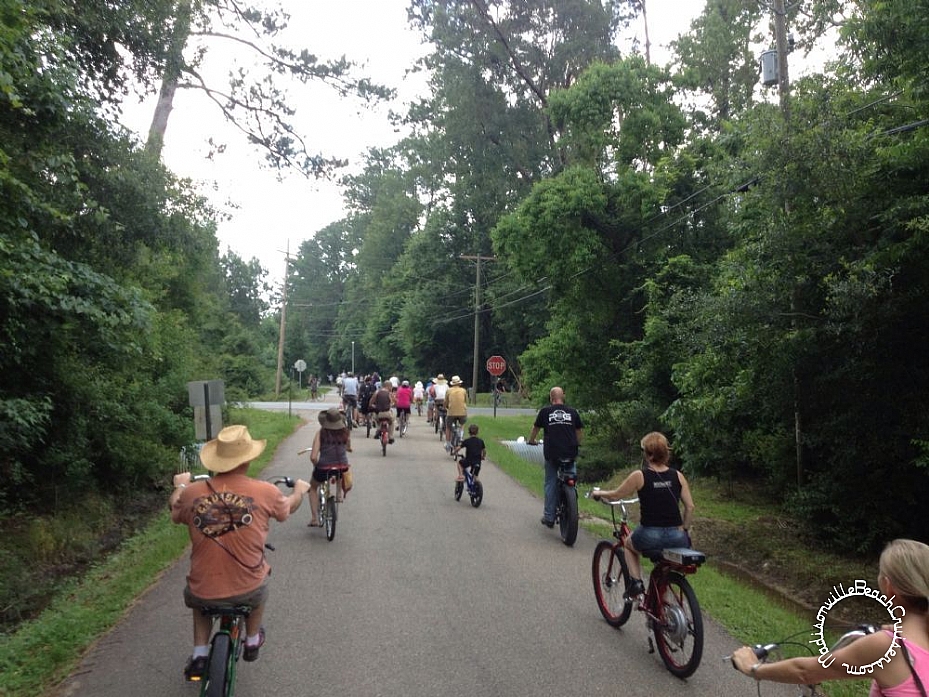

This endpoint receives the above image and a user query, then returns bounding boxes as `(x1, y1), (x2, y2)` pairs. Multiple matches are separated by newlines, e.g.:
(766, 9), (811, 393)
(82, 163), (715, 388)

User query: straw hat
(200, 425), (267, 473)
(450, 375), (463, 385)
(318, 407), (346, 430)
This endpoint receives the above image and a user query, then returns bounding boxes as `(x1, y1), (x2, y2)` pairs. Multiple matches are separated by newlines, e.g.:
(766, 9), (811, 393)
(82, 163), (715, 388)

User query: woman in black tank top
(591, 432), (695, 596)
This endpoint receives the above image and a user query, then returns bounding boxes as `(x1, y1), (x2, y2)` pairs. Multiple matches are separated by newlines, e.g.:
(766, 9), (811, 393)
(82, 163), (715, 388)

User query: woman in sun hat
(307, 408), (353, 525)
(170, 425), (310, 681)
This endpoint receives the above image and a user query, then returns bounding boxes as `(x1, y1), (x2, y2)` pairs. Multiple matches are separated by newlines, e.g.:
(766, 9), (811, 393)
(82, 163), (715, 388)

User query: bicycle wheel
(653, 571), (704, 678)
(204, 633), (230, 697)
(324, 495), (337, 541)
(366, 415), (372, 439)
(454, 480), (463, 501)
(469, 480), (483, 508)
(557, 484), (579, 546)
(381, 426), (388, 456)
(592, 541), (633, 627)
(346, 405), (354, 430)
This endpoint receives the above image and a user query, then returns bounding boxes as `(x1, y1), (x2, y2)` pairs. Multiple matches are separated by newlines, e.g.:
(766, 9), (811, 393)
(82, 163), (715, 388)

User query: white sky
(120, 1), (809, 285)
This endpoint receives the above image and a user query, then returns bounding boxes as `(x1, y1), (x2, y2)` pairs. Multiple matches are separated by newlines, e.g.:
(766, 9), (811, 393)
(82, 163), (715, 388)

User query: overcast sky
(120, 2), (717, 284)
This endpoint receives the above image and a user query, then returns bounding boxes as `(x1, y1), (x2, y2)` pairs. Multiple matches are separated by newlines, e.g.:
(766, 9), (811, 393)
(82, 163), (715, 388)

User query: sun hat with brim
(318, 407), (346, 430)
(200, 425), (267, 473)
(450, 375), (463, 385)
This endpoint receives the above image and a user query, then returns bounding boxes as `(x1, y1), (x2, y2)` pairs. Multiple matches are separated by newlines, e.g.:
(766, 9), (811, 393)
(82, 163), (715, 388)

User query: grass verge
(0, 407), (303, 697)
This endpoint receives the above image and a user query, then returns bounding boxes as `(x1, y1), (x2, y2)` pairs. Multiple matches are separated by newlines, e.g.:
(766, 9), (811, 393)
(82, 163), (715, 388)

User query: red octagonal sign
(486, 355), (507, 377)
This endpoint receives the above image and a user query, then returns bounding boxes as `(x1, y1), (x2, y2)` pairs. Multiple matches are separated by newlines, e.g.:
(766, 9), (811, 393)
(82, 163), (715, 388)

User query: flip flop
(308, 521), (322, 527)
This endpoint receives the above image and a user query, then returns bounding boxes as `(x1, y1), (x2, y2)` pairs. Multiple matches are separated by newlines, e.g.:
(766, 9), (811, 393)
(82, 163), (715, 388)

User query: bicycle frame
(591, 495), (705, 678)
(317, 469), (340, 541)
(197, 605), (250, 697)
(454, 456), (483, 507)
(377, 415), (391, 456)
(553, 458), (579, 546)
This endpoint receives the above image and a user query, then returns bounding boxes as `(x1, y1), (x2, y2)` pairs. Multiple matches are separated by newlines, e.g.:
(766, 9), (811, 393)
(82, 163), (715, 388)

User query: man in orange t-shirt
(170, 425), (310, 681)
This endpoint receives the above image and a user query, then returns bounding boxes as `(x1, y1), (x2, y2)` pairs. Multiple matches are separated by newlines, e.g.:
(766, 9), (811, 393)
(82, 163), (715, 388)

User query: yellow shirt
(445, 385), (468, 417)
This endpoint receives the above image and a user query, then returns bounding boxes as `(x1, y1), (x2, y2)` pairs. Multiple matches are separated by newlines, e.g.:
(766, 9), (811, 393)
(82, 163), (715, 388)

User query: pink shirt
(396, 385), (413, 409)
(869, 636), (929, 697)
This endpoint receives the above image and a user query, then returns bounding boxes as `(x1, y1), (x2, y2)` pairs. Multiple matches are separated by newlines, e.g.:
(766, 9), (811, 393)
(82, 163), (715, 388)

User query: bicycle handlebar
(584, 488), (639, 506)
(728, 624), (878, 665)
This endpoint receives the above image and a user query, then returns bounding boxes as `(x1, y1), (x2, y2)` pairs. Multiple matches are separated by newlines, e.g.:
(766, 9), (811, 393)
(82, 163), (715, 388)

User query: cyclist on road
(591, 431), (694, 598)
(731, 538), (929, 694)
(309, 408), (353, 525)
(444, 375), (468, 449)
(369, 380), (395, 442)
(527, 386), (584, 530)
(170, 425), (310, 681)
(453, 423), (485, 483)
(357, 375), (376, 434)
(413, 380), (425, 416)
(431, 374), (449, 429)
(396, 380), (413, 432)
(341, 372), (360, 425)
(425, 377), (436, 422)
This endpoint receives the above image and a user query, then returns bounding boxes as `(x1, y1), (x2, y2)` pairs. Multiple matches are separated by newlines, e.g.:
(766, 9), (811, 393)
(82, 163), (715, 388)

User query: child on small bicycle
(453, 424), (485, 482)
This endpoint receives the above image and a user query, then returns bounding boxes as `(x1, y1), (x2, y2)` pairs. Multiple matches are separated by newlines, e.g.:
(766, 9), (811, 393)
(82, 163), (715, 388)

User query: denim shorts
(631, 526), (690, 556)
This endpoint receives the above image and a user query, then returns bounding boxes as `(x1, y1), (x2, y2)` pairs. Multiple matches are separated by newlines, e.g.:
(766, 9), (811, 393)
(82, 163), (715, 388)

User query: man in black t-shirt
(528, 386), (584, 527)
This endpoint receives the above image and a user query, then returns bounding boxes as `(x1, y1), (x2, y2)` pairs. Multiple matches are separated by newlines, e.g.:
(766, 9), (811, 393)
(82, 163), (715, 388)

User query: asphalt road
(53, 399), (796, 697)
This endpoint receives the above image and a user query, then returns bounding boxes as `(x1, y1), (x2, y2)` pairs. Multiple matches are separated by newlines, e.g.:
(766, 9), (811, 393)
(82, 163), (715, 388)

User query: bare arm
(732, 632), (899, 686)
(168, 471), (193, 514)
(528, 425), (540, 444)
(593, 470), (644, 501)
(286, 479), (311, 513)
(310, 430), (321, 466)
(678, 471), (695, 530)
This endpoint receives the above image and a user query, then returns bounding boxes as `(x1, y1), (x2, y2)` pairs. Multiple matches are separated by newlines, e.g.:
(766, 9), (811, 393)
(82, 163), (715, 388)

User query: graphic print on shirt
(547, 409), (575, 425)
(192, 492), (256, 537)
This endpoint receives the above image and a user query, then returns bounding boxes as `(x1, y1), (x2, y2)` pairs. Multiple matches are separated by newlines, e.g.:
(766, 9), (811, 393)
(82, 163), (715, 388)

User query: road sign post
(486, 356), (507, 417)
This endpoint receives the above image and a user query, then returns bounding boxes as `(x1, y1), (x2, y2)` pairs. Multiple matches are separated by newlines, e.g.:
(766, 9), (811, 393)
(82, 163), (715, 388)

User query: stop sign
(486, 355), (507, 376)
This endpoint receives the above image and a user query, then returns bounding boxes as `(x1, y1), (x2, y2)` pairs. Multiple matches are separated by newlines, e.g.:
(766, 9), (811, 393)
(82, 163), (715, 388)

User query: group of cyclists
(330, 371), (471, 446)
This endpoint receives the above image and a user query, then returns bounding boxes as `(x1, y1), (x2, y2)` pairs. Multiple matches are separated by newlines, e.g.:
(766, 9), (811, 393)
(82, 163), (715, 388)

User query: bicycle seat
(659, 548), (706, 566)
(198, 604), (253, 617)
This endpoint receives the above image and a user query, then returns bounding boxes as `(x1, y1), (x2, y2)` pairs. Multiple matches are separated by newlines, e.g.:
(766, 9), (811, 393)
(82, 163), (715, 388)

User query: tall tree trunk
(146, 0), (192, 156)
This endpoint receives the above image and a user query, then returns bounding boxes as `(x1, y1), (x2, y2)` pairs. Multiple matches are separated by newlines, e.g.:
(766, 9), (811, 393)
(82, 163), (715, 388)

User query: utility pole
(772, 0), (803, 487)
(773, 0), (791, 117)
(274, 243), (290, 397)
(460, 254), (495, 403)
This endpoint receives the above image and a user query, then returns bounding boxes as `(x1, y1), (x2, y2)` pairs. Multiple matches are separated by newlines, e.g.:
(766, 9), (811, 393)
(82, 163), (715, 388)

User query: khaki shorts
(184, 578), (269, 610)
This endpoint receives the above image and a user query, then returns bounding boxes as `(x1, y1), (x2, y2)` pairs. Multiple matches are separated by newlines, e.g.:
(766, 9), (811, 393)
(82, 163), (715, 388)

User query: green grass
(0, 407), (303, 697)
(1, 411), (868, 697)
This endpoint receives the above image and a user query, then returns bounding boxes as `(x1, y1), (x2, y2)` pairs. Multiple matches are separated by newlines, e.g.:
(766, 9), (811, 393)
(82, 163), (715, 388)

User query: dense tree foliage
(283, 1), (929, 551)
(0, 0), (274, 515)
